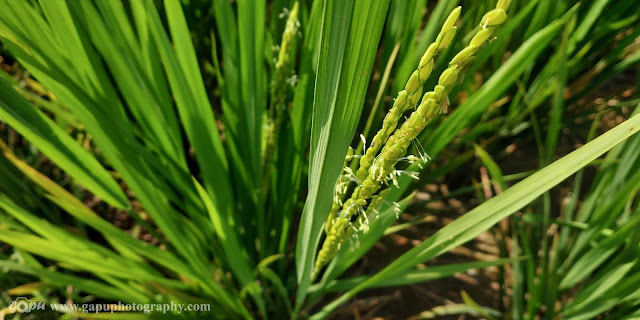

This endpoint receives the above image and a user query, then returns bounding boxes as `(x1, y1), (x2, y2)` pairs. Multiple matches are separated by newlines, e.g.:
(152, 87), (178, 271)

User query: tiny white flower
(279, 8), (290, 19)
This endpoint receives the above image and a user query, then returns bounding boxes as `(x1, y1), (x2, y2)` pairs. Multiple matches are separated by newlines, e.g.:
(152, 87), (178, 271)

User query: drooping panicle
(313, 1), (511, 279)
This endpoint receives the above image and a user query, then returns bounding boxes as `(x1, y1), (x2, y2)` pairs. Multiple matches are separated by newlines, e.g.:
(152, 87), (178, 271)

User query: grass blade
(0, 77), (128, 209)
(295, 0), (390, 312)
(311, 110), (640, 319)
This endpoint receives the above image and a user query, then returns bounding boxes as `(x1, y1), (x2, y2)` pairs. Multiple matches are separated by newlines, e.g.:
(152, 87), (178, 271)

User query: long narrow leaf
(312, 111), (640, 319)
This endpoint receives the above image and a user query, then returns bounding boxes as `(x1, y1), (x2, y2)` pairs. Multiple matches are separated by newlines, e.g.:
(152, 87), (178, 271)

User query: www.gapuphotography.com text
(5, 297), (211, 315)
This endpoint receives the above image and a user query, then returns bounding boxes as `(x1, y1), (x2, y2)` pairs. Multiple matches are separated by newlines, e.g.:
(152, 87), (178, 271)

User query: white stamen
(360, 134), (367, 154)
(287, 74), (298, 87)
(279, 8), (290, 19)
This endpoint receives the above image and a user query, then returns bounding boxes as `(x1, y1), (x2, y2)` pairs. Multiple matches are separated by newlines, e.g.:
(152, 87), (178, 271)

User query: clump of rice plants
(0, 0), (639, 319)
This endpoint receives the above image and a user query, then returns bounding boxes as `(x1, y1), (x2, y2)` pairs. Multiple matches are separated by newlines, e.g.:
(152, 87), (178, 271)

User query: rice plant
(0, 0), (638, 319)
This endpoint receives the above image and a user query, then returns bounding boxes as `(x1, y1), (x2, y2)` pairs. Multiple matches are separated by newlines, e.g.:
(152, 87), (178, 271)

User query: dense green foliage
(0, 0), (639, 319)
